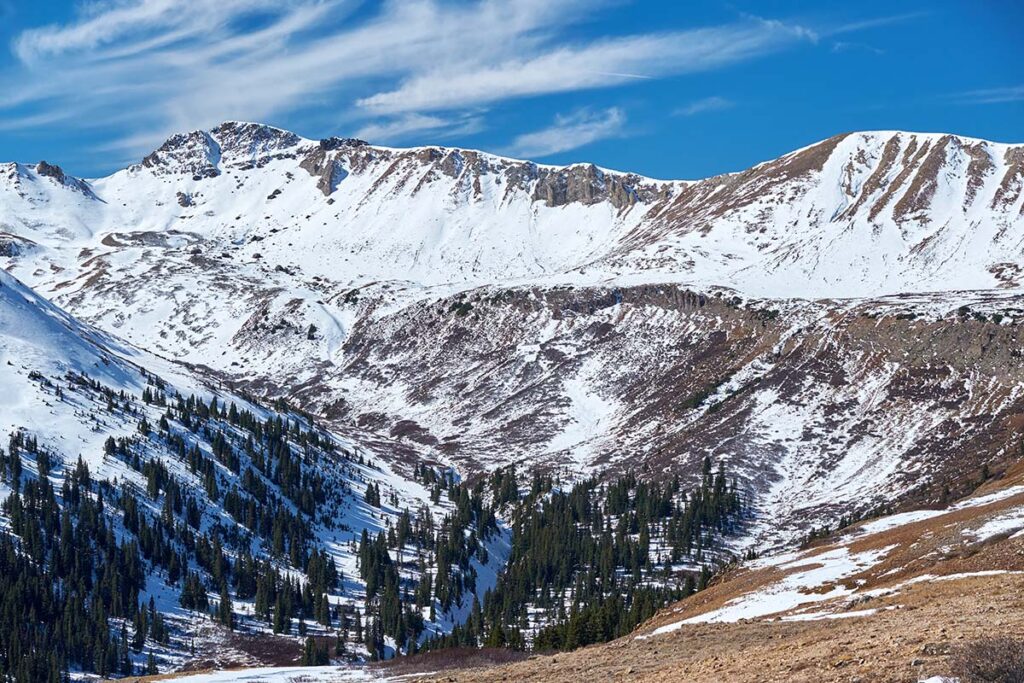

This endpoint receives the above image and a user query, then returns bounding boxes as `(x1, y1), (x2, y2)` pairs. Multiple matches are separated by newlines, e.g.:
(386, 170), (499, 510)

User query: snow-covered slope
(0, 267), (153, 466)
(3, 122), (1024, 549)
(0, 124), (1021, 381)
(1, 121), (677, 294)
(0, 269), (506, 668)
(612, 131), (1024, 297)
(3, 124), (1022, 301)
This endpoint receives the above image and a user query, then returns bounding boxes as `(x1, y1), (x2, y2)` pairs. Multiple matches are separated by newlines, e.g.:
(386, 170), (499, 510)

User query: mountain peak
(140, 129), (221, 179)
(136, 122), (311, 179)
(7, 159), (98, 198)
(210, 121), (303, 159)
(319, 135), (370, 151)
(34, 160), (69, 184)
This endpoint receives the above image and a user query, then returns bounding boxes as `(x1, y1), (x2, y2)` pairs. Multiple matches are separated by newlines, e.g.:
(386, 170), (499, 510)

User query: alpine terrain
(2, 121), (1024, 681)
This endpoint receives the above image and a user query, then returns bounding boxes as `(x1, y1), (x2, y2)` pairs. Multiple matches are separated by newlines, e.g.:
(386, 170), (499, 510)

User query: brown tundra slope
(403, 465), (1024, 682)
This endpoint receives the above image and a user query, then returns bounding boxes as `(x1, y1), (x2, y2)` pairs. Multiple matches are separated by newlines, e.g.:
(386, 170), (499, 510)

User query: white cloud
(830, 41), (884, 55)
(3, 0), (598, 149)
(0, 0), (837, 164)
(354, 113), (485, 144)
(14, 0), (286, 62)
(505, 108), (625, 159)
(357, 21), (814, 114)
(673, 96), (734, 117)
(953, 85), (1024, 105)
(827, 11), (930, 37)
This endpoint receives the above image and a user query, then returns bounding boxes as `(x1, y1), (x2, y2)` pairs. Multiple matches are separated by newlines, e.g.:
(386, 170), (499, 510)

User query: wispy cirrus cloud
(673, 96), (734, 117)
(831, 41), (884, 55)
(356, 19), (815, 115)
(354, 113), (485, 144)
(0, 0), (897, 167)
(14, 0), (283, 61)
(952, 85), (1024, 105)
(827, 11), (931, 36)
(505, 108), (626, 158)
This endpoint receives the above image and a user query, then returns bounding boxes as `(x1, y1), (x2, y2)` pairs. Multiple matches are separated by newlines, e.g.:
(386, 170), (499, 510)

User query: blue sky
(0, 0), (1021, 179)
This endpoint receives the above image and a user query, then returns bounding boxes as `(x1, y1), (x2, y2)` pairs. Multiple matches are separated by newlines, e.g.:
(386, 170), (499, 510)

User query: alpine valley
(3, 121), (1024, 682)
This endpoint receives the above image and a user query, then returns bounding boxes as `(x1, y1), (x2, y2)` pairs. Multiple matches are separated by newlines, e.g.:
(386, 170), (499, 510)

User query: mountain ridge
(18, 122), (1024, 199)
(4, 123), (1023, 301)
(70, 121), (1024, 184)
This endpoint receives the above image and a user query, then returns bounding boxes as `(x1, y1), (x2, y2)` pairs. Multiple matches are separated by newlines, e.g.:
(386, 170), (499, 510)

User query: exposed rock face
(994, 146), (1024, 212)
(141, 130), (221, 179)
(319, 136), (369, 151)
(28, 160), (96, 197)
(531, 164), (653, 209)
(211, 121), (303, 171)
(299, 144), (348, 196)
(0, 233), (33, 257)
(892, 135), (951, 223)
(212, 121), (300, 157)
(35, 160), (66, 184)
(141, 123), (307, 178)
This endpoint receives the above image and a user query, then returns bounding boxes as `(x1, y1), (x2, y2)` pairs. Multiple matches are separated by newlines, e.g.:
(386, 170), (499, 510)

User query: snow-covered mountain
(3, 122), (1022, 298)
(2, 122), (1024, 546)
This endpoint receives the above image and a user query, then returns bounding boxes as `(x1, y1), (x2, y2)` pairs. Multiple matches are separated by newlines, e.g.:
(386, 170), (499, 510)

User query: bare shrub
(950, 637), (1024, 683)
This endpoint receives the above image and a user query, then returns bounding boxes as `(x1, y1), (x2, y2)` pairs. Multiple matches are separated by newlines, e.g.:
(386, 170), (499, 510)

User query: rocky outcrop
(893, 135), (952, 224)
(141, 130), (221, 179)
(299, 143), (349, 196)
(993, 146), (1024, 212)
(30, 160), (97, 197)
(141, 122), (307, 178)
(0, 232), (34, 257)
(212, 121), (300, 154)
(35, 160), (67, 184)
(529, 163), (668, 209)
(211, 121), (302, 170)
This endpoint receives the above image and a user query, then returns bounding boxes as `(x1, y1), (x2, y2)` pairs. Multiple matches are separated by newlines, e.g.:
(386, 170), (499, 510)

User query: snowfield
(640, 544), (896, 636)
